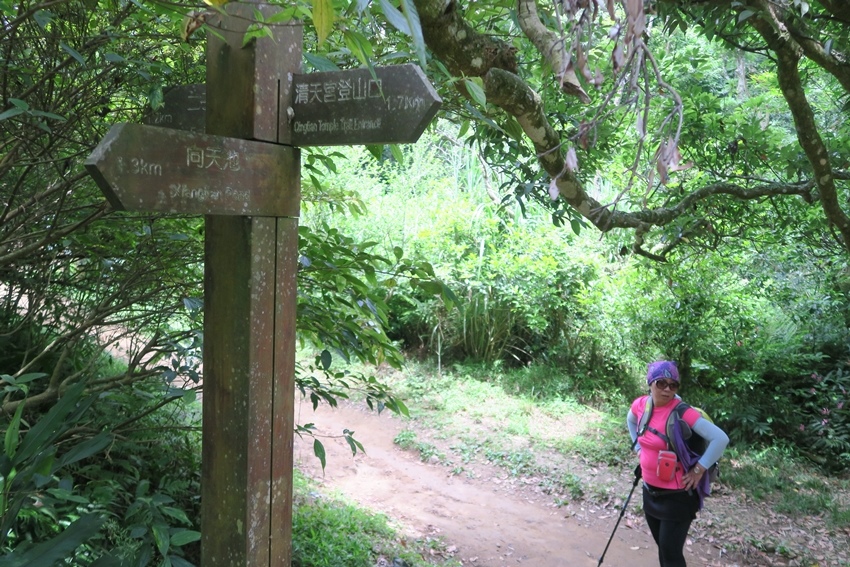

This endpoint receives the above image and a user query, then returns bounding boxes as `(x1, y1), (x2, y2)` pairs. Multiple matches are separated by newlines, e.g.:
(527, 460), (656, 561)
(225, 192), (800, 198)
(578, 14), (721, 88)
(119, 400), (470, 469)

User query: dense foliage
(315, 130), (850, 470)
(2, 0), (850, 564)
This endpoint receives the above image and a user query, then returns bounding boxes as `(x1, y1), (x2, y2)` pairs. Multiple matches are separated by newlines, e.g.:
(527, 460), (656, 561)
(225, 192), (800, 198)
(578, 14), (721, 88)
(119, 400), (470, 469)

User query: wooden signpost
(143, 65), (441, 146)
(86, 123), (299, 216)
(145, 84), (205, 133)
(84, 2), (441, 566)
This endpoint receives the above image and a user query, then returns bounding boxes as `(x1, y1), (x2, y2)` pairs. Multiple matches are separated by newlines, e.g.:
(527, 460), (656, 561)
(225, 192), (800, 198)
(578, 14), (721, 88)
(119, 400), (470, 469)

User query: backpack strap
(669, 402), (694, 442)
(639, 399), (693, 451)
(636, 395), (653, 438)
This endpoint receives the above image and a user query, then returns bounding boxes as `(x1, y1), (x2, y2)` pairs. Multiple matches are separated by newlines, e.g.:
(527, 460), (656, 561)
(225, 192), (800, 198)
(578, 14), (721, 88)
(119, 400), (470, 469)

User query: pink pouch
(657, 450), (677, 481)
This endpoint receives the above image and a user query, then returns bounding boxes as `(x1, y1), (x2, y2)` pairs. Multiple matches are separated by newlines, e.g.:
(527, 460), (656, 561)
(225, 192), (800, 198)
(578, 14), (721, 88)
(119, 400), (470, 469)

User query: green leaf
(313, 0), (335, 45)
(400, 0), (427, 67)
(170, 530), (201, 547)
(320, 349), (332, 370)
(242, 22), (274, 47)
(147, 84), (164, 111)
(0, 107), (25, 121)
(14, 382), (88, 466)
(418, 280), (442, 295)
(440, 283), (459, 310)
(28, 109), (66, 121)
(4, 514), (105, 567)
(313, 439), (326, 471)
(32, 9), (52, 29)
(161, 506), (190, 524)
(344, 431), (365, 455)
(45, 488), (90, 504)
(343, 30), (374, 67)
(366, 144), (383, 159)
(304, 52), (340, 72)
(379, 0), (410, 34)
(59, 42), (86, 66)
(501, 117), (525, 142)
(152, 523), (170, 556)
(4, 402), (25, 458)
(55, 432), (111, 470)
(737, 9), (754, 23)
(389, 144), (404, 163)
(389, 397), (410, 417)
(32, 450), (56, 478)
(463, 77), (486, 107)
(364, 265), (378, 286)
(570, 218), (582, 235)
(182, 389), (197, 404)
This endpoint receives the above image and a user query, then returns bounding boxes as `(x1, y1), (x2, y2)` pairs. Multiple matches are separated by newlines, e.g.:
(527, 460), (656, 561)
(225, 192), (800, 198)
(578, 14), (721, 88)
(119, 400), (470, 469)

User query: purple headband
(647, 360), (679, 385)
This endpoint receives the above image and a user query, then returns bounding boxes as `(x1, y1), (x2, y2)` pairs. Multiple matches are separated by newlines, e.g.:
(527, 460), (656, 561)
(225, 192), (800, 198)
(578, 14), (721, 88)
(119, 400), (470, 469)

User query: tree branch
(415, 0), (518, 77)
(516, 0), (590, 102)
(750, 1), (850, 251)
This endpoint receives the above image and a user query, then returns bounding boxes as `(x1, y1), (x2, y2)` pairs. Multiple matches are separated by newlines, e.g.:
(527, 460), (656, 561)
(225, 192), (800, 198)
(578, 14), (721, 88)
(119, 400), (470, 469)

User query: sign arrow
(85, 123), (299, 217)
(138, 65), (442, 147)
(290, 64), (441, 146)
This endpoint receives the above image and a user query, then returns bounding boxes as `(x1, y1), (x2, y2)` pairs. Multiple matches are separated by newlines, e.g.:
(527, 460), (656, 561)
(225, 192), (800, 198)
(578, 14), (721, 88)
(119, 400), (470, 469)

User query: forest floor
(293, 394), (850, 567)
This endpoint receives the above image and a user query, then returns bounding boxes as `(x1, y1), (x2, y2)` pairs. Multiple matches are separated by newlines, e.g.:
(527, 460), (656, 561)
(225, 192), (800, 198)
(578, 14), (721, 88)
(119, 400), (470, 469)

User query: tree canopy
(263, 0), (848, 260)
(407, 0), (850, 259)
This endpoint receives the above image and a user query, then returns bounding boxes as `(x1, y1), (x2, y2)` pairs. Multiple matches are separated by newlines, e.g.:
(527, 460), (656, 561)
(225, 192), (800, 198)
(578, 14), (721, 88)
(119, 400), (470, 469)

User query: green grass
(556, 415), (633, 467)
(393, 429), (446, 463)
(395, 362), (603, 440)
(720, 445), (850, 529)
(448, 437), (484, 464)
(292, 472), (462, 567)
(483, 447), (541, 476)
(558, 472), (585, 500)
(393, 429), (417, 450)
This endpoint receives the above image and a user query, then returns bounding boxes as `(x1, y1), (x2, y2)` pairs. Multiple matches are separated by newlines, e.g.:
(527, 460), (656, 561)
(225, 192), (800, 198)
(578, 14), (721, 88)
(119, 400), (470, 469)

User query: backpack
(637, 397), (720, 483)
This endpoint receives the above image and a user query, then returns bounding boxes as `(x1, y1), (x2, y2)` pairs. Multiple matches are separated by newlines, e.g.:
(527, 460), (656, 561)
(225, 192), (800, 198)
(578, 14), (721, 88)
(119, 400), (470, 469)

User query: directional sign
(85, 123), (299, 217)
(139, 64), (442, 146)
(290, 64), (441, 146)
(144, 84), (206, 133)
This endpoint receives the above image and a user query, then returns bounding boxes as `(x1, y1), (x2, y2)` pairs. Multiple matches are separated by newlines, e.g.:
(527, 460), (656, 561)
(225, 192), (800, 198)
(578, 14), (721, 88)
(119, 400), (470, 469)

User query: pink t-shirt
(630, 395), (701, 489)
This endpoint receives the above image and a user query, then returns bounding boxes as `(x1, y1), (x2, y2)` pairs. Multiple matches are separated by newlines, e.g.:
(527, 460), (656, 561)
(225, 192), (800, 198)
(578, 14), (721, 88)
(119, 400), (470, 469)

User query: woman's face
(650, 378), (679, 406)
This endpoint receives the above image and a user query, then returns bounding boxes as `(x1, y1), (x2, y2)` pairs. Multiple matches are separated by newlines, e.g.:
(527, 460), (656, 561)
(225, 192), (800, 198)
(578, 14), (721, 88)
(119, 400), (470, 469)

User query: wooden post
(201, 4), (302, 566)
(85, 6), (440, 564)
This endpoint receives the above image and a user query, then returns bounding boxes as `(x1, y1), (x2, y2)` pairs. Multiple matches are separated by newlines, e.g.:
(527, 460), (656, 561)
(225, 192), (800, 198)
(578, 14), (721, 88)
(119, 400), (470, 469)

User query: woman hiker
(626, 360), (729, 567)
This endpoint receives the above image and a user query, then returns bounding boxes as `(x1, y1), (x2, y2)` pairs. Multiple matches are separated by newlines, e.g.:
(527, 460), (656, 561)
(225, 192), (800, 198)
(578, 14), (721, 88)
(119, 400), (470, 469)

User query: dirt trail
(293, 399), (722, 567)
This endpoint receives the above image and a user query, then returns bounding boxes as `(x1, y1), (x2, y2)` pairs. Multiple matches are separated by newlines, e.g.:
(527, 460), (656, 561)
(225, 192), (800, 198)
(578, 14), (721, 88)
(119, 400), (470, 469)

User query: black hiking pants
(642, 484), (699, 567)
(645, 513), (693, 567)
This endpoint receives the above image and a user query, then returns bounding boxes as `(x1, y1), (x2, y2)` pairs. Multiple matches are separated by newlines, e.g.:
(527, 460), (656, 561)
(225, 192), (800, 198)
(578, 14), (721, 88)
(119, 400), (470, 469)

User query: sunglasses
(653, 380), (680, 391)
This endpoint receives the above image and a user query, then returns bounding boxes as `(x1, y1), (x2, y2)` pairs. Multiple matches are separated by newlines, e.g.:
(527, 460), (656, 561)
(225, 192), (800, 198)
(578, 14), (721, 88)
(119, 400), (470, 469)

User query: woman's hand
(682, 463), (706, 490)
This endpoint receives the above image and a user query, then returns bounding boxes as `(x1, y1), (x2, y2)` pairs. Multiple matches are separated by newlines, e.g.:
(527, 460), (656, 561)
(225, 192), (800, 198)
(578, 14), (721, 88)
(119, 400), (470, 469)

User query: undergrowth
(720, 445), (850, 529)
(292, 472), (462, 567)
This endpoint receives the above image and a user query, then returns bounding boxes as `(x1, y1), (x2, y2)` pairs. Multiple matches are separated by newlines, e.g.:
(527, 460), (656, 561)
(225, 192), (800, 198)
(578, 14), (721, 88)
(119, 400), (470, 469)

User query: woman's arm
(626, 408), (639, 450)
(692, 418), (729, 467)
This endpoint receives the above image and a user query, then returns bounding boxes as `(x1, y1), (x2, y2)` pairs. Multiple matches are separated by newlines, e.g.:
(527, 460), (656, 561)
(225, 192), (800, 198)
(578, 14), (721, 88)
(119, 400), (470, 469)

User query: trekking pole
(597, 467), (641, 567)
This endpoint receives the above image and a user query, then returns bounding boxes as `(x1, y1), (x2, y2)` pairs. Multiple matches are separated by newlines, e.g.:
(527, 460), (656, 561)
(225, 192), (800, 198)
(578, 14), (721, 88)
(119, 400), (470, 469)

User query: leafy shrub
(0, 367), (203, 566)
(0, 380), (112, 564)
(793, 367), (850, 471)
